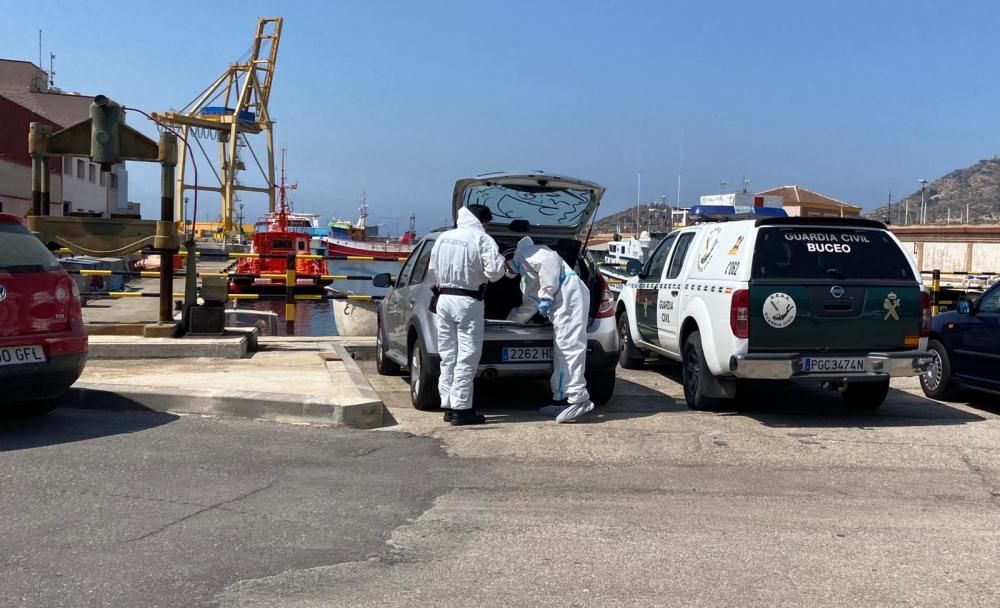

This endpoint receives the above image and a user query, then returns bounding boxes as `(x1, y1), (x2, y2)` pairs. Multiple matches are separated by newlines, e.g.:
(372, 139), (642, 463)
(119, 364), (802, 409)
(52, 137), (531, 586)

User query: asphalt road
(3, 365), (1000, 607)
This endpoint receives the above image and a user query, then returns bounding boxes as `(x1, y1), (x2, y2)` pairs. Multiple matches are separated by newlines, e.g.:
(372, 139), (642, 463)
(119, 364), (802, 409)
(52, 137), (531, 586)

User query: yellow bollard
(931, 269), (941, 316)
(285, 253), (296, 335)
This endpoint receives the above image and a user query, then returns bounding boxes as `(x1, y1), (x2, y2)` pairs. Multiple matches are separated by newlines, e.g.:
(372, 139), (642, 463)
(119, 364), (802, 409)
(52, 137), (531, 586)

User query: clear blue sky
(3, 0), (999, 233)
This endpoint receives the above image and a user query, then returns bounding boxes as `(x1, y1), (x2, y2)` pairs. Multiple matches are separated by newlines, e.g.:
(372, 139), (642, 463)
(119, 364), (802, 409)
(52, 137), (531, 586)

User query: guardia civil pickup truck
(616, 203), (933, 410)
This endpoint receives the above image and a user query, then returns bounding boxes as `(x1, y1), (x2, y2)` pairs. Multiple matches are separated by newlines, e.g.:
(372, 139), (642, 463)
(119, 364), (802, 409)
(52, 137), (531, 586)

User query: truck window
(752, 227), (915, 281)
(665, 232), (695, 279)
(642, 233), (676, 280)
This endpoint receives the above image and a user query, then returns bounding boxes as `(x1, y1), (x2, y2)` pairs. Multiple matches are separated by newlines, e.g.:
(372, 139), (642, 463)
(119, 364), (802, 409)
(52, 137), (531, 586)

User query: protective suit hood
(456, 207), (485, 231)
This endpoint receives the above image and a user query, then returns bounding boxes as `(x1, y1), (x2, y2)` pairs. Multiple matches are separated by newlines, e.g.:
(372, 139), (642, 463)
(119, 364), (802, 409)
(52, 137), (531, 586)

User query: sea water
(235, 258), (402, 336)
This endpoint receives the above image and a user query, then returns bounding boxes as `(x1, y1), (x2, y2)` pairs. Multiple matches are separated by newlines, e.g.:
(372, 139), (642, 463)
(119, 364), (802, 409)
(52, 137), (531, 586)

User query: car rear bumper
(728, 350), (933, 380)
(468, 339), (618, 378)
(0, 352), (88, 403)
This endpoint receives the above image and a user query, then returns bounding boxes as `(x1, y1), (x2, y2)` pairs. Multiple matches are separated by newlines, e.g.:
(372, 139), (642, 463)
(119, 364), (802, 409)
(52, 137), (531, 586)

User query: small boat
(323, 195), (416, 259)
(229, 151), (330, 294)
(326, 286), (379, 336)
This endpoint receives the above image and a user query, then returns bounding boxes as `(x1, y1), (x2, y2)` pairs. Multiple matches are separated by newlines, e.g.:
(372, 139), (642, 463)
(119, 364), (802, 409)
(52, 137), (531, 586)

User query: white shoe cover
(556, 400), (594, 423)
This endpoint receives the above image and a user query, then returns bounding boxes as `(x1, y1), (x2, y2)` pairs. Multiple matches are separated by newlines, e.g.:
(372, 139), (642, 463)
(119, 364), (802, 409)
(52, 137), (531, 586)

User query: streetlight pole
(919, 179), (928, 224)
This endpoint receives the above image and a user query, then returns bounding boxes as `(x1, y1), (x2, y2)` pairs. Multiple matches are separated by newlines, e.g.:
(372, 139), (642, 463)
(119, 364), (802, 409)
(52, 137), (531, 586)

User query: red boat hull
(325, 238), (414, 259)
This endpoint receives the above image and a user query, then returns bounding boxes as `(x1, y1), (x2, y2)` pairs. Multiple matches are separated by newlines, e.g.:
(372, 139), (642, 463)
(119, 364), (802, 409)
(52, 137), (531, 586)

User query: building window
(88, 164), (96, 183)
(77, 159), (85, 179)
(63, 157), (72, 175)
(63, 202), (71, 216)
(110, 173), (118, 190)
(99, 171), (106, 186)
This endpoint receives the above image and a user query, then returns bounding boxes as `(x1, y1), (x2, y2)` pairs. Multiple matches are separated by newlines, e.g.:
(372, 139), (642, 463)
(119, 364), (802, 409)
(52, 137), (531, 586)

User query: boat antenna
(357, 192), (369, 231)
(274, 147), (297, 232)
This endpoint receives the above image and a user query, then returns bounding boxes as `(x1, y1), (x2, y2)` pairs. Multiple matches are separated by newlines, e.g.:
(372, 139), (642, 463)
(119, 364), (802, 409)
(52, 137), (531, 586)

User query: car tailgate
(749, 284), (923, 352)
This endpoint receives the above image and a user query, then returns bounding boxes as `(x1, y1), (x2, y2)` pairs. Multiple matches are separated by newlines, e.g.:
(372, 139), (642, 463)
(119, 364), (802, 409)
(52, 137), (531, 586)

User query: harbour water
(235, 258), (402, 336)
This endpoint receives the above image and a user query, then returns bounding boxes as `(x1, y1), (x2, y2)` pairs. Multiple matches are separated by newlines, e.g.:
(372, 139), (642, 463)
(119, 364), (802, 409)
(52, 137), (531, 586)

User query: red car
(0, 214), (88, 415)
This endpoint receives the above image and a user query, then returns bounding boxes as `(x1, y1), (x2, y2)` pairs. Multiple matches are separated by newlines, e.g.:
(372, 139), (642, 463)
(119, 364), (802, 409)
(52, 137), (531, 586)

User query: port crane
(154, 17), (283, 234)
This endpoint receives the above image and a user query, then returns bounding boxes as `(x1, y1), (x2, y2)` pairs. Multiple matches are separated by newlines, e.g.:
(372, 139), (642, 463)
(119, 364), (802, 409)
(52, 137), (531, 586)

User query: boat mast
(274, 148), (297, 232)
(356, 192), (369, 232)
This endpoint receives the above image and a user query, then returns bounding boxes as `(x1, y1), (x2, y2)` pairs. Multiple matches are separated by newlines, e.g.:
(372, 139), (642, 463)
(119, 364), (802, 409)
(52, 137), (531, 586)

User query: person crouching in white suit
(428, 205), (507, 426)
(506, 236), (594, 423)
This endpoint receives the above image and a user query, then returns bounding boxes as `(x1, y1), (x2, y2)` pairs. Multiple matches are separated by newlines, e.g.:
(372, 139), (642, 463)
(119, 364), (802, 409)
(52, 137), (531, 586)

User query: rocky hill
(590, 203), (676, 235)
(866, 158), (1000, 225)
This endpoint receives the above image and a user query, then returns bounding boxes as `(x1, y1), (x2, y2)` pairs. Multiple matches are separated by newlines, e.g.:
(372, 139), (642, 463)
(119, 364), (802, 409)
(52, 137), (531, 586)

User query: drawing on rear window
(462, 184), (592, 227)
(752, 228), (914, 281)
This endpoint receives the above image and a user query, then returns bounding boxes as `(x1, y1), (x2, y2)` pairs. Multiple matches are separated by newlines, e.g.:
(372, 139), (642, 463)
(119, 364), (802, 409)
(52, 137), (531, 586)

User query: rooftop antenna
(38, 29), (42, 69)
(635, 170), (641, 236)
(48, 53), (55, 88)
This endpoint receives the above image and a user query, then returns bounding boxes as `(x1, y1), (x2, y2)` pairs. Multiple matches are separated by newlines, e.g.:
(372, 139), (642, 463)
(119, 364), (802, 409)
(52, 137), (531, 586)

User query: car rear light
(920, 291), (931, 337)
(595, 274), (615, 319)
(730, 289), (750, 339)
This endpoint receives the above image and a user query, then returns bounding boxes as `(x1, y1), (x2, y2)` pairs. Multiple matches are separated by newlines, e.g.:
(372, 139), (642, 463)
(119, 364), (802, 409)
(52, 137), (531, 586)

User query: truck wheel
(681, 331), (724, 411)
(920, 340), (959, 401)
(409, 336), (440, 411)
(375, 318), (400, 375)
(586, 369), (616, 406)
(617, 313), (645, 370)
(842, 379), (890, 410)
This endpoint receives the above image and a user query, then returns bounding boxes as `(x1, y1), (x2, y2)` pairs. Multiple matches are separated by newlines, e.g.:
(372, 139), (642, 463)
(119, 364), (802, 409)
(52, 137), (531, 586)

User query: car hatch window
(0, 223), (61, 272)
(978, 287), (1000, 314)
(409, 239), (435, 285)
(642, 234), (676, 280)
(394, 242), (425, 289)
(665, 232), (695, 279)
(752, 227), (915, 281)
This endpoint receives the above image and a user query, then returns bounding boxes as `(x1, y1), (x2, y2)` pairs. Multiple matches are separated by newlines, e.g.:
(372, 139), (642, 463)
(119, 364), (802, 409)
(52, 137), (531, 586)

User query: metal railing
(62, 250), (400, 335)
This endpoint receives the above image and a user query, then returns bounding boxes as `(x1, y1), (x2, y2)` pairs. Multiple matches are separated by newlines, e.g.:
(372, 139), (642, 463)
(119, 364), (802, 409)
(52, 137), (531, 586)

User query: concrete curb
(87, 332), (256, 360)
(62, 376), (384, 429)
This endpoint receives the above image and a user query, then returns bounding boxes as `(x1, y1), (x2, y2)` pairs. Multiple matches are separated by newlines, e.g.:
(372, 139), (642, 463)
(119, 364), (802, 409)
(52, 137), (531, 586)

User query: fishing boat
(595, 232), (657, 294)
(229, 152), (330, 294)
(323, 195), (417, 258)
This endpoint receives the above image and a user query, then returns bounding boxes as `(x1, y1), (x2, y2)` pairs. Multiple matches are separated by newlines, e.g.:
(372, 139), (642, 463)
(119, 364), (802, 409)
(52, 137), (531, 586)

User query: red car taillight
(595, 274), (616, 319)
(920, 291), (931, 337)
(730, 289), (750, 339)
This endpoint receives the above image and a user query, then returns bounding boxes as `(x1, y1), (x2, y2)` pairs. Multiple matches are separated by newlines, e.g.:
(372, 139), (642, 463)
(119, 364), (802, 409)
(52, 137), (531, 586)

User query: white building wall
(59, 156), (126, 216)
(0, 159), (64, 217)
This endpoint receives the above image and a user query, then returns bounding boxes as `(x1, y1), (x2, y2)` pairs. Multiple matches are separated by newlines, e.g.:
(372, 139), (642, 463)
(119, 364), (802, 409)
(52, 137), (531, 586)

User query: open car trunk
(483, 236), (602, 322)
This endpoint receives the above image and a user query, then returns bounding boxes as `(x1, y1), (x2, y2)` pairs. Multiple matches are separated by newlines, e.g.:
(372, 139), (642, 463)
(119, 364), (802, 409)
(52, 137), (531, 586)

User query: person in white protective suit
(506, 236), (594, 423)
(428, 204), (507, 426)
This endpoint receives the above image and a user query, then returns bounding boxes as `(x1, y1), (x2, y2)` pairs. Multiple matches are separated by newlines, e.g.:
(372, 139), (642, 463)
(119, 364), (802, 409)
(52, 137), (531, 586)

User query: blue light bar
(689, 205), (788, 220)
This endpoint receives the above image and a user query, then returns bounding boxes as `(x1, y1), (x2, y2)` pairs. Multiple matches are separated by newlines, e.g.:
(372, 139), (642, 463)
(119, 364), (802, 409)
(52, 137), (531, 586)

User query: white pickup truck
(615, 210), (933, 410)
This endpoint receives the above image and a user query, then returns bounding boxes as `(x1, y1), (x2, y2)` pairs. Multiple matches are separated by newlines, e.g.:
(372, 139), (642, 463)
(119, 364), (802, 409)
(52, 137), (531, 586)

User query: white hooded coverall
(506, 237), (591, 406)
(428, 207), (506, 410)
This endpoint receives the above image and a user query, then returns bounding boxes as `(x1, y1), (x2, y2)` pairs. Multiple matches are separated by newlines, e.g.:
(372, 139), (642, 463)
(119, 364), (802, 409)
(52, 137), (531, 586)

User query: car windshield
(752, 227), (915, 281)
(462, 184), (593, 229)
(0, 223), (61, 272)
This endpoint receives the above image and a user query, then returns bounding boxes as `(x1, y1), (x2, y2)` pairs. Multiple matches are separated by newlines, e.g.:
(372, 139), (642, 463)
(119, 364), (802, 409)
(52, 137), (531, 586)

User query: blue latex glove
(537, 298), (553, 319)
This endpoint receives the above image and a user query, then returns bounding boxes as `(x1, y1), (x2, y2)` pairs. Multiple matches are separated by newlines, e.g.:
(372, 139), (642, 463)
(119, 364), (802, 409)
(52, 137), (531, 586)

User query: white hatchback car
(373, 172), (619, 410)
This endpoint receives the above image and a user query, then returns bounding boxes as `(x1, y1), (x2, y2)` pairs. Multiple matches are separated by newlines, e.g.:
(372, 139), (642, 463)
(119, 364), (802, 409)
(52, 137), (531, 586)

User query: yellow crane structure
(154, 17), (283, 234)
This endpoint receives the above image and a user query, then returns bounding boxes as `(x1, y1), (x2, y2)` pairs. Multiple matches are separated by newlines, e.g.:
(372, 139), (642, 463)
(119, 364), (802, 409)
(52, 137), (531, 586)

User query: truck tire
(681, 331), (724, 411)
(617, 312), (645, 370)
(920, 340), (959, 401)
(375, 318), (401, 375)
(409, 336), (440, 411)
(842, 379), (890, 410)
(586, 369), (616, 406)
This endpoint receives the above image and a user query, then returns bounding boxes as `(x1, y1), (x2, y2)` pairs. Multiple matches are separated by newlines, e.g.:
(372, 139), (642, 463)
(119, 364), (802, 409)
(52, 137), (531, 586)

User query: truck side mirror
(372, 272), (394, 288)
